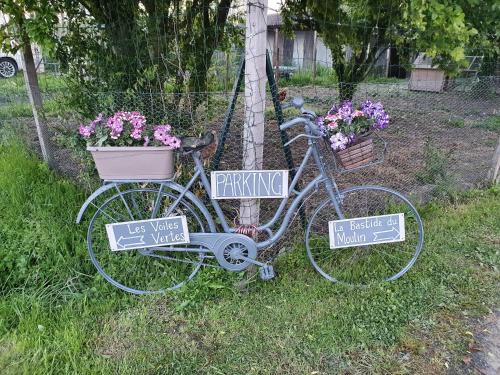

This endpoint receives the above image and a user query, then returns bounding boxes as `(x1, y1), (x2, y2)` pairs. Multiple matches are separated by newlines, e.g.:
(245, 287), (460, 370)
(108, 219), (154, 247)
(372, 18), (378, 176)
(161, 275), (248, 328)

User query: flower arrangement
(78, 111), (181, 149)
(318, 100), (389, 151)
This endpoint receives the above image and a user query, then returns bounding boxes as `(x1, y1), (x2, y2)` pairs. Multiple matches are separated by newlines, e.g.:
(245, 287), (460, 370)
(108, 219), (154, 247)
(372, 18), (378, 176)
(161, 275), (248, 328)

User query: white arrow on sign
(373, 227), (400, 242)
(329, 213), (406, 249)
(116, 235), (145, 249)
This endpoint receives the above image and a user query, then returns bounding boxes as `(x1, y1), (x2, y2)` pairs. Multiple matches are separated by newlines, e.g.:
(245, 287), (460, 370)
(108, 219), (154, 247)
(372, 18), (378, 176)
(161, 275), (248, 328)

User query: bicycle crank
(188, 233), (274, 279)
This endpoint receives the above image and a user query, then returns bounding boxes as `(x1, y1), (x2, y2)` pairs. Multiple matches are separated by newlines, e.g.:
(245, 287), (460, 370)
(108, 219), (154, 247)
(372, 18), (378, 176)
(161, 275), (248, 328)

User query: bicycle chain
(144, 251), (222, 269)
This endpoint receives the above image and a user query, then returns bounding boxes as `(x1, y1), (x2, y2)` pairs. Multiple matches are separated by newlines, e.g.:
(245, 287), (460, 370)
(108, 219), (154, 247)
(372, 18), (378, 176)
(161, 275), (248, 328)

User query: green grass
(276, 68), (405, 88)
(0, 74), (69, 120)
(0, 139), (499, 374)
(279, 66), (338, 87)
(0, 141), (135, 374)
(446, 117), (466, 128)
(444, 115), (500, 132)
(474, 115), (500, 132)
(0, 98), (66, 119)
(0, 74), (66, 96)
(365, 76), (405, 84)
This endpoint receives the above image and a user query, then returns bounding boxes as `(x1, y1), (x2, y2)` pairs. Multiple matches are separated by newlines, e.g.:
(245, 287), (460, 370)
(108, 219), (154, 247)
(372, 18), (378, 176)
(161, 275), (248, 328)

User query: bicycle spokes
(306, 186), (424, 286)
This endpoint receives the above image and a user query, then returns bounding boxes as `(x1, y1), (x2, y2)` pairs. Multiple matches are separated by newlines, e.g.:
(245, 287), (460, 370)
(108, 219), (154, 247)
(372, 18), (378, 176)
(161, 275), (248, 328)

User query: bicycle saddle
(180, 132), (215, 152)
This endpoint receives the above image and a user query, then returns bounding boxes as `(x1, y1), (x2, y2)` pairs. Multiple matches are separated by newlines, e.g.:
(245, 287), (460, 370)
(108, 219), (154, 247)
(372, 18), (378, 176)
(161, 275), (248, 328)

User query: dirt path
(470, 309), (500, 375)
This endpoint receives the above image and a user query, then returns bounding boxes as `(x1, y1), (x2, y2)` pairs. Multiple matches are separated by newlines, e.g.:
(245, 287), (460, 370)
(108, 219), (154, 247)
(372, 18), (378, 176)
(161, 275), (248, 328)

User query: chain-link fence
(1, 68), (498, 228)
(1, 0), (499, 252)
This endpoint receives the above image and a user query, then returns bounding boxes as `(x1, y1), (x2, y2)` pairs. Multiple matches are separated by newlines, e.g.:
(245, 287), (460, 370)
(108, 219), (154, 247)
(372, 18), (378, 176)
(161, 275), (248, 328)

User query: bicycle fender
(76, 181), (217, 233)
(76, 183), (118, 224)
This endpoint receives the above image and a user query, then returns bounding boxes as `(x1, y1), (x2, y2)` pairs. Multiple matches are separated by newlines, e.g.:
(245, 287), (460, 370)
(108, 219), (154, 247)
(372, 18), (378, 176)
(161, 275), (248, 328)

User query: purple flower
(328, 103), (338, 115)
(106, 111), (148, 140)
(316, 116), (326, 134)
(169, 137), (181, 149)
(79, 113), (107, 138)
(361, 100), (389, 129)
(361, 100), (375, 117)
(330, 133), (349, 151)
(337, 101), (354, 124)
(130, 128), (143, 140)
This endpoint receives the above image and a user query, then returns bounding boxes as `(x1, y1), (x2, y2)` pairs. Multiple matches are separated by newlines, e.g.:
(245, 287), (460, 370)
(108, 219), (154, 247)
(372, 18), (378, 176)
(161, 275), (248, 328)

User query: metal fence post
(266, 50), (307, 228)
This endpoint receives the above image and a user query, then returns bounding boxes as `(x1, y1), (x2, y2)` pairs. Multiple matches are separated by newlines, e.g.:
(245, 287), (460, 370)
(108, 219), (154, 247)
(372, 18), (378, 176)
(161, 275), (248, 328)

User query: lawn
(0, 74), (68, 120)
(0, 140), (499, 374)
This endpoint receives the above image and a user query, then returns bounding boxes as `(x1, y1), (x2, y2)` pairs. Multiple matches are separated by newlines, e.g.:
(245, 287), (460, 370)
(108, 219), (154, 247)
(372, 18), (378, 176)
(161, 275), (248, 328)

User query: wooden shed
(409, 54), (446, 92)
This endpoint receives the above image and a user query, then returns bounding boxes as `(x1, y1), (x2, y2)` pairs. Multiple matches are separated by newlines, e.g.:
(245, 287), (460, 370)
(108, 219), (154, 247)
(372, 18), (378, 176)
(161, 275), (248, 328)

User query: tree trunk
(338, 81), (358, 101)
(240, 0), (268, 226)
(21, 41), (54, 168)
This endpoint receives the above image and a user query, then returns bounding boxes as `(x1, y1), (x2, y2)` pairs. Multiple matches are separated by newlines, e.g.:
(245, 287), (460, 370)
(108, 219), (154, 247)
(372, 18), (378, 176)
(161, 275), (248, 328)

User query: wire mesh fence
(1, 69), (498, 228)
(0, 1), (499, 253)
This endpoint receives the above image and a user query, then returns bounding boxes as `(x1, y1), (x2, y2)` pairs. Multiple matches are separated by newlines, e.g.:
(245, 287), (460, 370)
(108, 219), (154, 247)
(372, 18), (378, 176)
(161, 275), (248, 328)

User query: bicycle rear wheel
(87, 188), (207, 294)
(306, 186), (423, 286)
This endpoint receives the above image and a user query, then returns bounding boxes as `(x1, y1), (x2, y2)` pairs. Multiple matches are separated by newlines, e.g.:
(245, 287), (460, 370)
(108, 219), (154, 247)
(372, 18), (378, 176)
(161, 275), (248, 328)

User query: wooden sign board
(329, 213), (405, 249)
(210, 170), (289, 199)
(106, 216), (189, 251)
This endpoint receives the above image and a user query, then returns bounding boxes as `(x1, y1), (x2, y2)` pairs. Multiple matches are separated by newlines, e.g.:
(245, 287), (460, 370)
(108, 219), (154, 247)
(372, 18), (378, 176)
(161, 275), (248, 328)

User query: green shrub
(416, 138), (456, 199)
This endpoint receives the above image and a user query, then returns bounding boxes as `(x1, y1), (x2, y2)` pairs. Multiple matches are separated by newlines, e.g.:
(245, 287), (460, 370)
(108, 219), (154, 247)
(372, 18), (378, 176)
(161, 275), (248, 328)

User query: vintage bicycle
(77, 97), (424, 294)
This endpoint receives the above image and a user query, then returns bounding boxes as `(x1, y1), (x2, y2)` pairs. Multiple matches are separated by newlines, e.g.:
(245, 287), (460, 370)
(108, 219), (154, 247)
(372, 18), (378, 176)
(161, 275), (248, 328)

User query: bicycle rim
(306, 186), (424, 286)
(87, 188), (206, 294)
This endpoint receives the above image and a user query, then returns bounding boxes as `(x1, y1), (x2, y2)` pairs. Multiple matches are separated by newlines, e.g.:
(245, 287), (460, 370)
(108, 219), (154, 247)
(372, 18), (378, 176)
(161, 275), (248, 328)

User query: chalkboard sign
(106, 216), (189, 251)
(210, 170), (289, 199)
(329, 213), (405, 249)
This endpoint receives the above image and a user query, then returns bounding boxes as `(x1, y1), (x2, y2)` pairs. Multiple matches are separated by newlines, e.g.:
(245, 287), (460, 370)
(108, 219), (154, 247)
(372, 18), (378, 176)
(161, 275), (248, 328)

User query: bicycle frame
(163, 117), (346, 250)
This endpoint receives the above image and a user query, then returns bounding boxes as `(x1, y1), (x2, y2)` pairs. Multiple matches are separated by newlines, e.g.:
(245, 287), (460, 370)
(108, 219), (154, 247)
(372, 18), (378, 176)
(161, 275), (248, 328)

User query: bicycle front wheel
(306, 186), (424, 286)
(87, 188), (207, 294)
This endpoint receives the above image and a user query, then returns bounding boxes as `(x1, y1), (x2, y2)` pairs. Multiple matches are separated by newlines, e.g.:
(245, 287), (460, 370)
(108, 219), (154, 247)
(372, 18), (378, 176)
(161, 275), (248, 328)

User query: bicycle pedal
(259, 265), (275, 281)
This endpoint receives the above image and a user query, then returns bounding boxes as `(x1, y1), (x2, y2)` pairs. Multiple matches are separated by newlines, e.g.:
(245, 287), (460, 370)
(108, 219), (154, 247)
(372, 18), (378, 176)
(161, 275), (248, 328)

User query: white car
(0, 54), (18, 78)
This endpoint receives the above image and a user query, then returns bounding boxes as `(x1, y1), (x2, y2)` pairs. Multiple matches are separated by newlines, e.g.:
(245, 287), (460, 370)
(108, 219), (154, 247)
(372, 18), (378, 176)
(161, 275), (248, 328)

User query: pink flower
(143, 136), (150, 146)
(170, 137), (181, 149)
(153, 124), (181, 149)
(94, 112), (104, 123)
(131, 129), (143, 140)
(107, 114), (124, 139)
(325, 114), (339, 122)
(79, 124), (94, 138)
(353, 110), (364, 118)
(327, 121), (338, 129)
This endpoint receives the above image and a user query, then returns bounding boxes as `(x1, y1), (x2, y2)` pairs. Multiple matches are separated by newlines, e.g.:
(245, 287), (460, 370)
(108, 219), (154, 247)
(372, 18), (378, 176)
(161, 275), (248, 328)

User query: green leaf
(97, 135), (108, 147)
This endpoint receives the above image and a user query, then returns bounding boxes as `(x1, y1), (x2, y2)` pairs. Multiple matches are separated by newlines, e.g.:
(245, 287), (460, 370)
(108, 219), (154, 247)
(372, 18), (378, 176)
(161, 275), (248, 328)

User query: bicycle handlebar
(279, 96), (321, 136)
(279, 116), (323, 137)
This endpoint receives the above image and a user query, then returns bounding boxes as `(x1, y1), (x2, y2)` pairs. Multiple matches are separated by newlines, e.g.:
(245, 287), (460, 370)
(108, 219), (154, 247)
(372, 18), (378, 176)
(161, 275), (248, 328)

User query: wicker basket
(336, 138), (374, 170)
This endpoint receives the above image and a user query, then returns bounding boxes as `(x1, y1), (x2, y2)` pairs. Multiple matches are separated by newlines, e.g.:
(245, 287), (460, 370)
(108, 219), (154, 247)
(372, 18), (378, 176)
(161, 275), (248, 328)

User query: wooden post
(312, 30), (318, 79)
(273, 27), (279, 68)
(276, 47), (280, 81)
(385, 47), (391, 78)
(273, 27), (280, 81)
(225, 51), (230, 94)
(240, 0), (268, 225)
(488, 135), (500, 184)
(21, 42), (54, 168)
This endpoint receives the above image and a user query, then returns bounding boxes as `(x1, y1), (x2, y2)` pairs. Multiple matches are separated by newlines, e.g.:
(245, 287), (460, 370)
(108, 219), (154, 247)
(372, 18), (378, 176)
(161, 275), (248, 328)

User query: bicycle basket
(324, 131), (387, 174)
